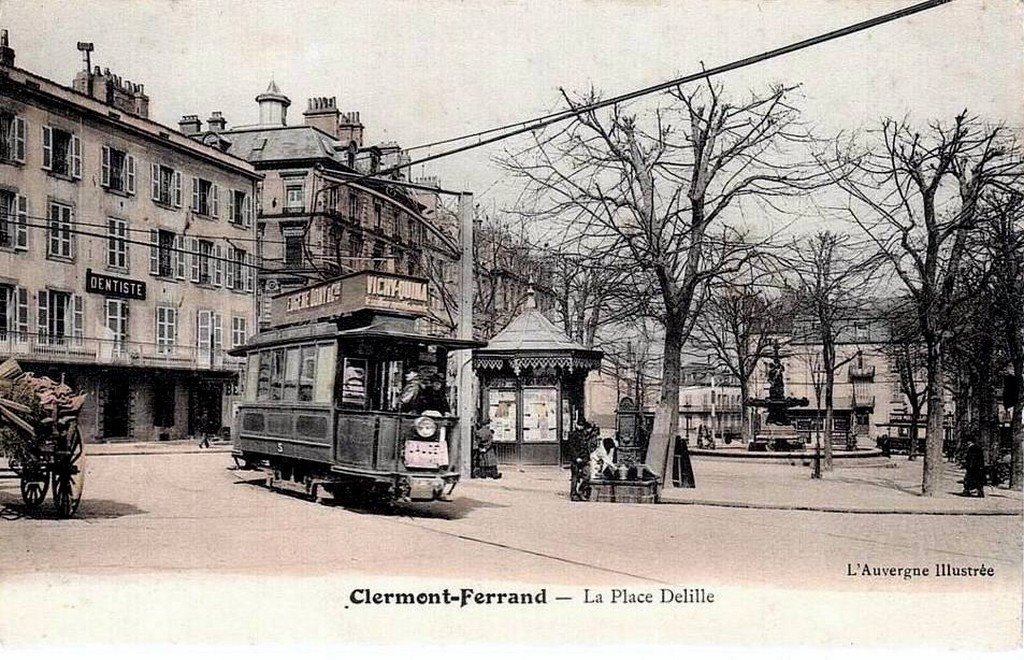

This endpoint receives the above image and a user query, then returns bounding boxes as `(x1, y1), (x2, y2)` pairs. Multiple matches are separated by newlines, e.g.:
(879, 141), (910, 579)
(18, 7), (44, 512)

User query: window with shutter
(211, 184), (219, 218)
(72, 294), (84, 345)
(225, 248), (236, 290)
(14, 194), (27, 251)
(70, 135), (81, 179)
(173, 171), (182, 207)
(213, 313), (223, 352)
(41, 126), (52, 170)
(126, 154), (136, 194)
(37, 290), (49, 344)
(47, 202), (74, 259)
(14, 287), (28, 341)
(190, 237), (201, 282)
(213, 243), (223, 286)
(1, 114), (25, 163)
(149, 229), (159, 275)
(227, 190), (236, 224)
(197, 310), (212, 365)
(101, 146), (111, 187)
(175, 234), (187, 279)
(107, 217), (129, 270)
(151, 163), (160, 201)
(192, 177), (200, 212)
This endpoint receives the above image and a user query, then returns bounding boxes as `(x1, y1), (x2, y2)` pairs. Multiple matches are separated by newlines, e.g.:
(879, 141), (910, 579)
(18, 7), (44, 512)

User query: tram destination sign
(85, 269), (147, 300)
(271, 271), (430, 325)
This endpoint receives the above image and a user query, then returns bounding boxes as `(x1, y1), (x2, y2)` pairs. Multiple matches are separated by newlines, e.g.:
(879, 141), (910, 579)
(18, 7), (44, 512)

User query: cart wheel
(20, 473), (49, 509)
(52, 426), (84, 518)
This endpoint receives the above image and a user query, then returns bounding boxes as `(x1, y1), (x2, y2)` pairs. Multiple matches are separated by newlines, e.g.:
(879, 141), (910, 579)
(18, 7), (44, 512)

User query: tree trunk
(922, 339), (945, 496)
(908, 400), (922, 462)
(823, 369), (835, 472)
(1011, 360), (1023, 490)
(739, 377), (751, 445)
(649, 321), (683, 482)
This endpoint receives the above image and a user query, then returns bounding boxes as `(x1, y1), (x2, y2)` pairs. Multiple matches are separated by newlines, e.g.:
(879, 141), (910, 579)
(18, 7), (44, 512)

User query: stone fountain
(747, 345), (808, 451)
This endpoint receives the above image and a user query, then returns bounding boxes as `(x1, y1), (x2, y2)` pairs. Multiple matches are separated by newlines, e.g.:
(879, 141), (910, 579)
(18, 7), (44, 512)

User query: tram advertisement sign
(271, 271), (429, 324)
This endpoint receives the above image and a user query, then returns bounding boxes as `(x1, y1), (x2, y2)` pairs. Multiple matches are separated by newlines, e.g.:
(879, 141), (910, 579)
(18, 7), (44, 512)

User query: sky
(1, 0), (1021, 212)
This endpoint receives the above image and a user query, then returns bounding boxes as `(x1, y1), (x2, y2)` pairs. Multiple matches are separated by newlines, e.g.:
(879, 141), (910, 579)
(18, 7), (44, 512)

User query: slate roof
(483, 308), (585, 353)
(474, 307), (603, 373)
(220, 125), (340, 163)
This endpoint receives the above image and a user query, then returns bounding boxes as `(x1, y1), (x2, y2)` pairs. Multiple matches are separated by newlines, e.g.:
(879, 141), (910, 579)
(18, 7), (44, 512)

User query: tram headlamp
(414, 416), (438, 438)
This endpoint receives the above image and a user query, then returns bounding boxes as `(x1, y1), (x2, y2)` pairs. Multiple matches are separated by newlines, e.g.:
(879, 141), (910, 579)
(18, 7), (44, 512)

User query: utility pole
(456, 192), (475, 478)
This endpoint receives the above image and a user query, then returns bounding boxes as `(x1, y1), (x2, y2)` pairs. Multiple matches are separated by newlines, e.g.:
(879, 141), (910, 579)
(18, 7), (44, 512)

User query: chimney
(0, 30), (15, 68)
(338, 110), (364, 149)
(303, 96), (340, 137)
(207, 111), (226, 132)
(178, 114), (202, 136)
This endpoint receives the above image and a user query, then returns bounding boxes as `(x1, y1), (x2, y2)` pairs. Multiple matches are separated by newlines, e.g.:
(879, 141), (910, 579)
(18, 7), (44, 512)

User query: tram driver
(400, 368), (451, 415)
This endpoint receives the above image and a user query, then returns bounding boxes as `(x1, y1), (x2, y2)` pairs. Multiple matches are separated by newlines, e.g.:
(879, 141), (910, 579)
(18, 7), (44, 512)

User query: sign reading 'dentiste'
(270, 271), (429, 326)
(85, 269), (147, 300)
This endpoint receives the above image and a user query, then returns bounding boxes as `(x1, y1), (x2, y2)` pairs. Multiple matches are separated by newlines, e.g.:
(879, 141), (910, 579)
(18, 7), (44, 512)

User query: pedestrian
(590, 437), (618, 480)
(962, 436), (985, 498)
(474, 420), (501, 479)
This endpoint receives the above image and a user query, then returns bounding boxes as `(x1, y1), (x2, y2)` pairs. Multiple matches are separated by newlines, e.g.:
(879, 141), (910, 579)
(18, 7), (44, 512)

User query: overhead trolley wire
(383, 0), (952, 182)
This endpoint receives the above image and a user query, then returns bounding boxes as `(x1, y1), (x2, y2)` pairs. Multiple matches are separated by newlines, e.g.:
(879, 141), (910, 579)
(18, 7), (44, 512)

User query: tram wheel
(52, 426), (84, 518)
(20, 473), (49, 509)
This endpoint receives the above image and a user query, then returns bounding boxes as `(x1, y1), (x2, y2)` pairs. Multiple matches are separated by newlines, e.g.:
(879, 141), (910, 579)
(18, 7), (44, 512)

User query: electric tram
(229, 271), (483, 503)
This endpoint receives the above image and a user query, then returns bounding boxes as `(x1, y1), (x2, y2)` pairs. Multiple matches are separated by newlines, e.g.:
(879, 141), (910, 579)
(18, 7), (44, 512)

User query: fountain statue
(747, 343), (808, 450)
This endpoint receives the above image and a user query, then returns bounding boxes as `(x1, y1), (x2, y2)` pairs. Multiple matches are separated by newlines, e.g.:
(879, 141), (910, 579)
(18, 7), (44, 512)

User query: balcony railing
(0, 332), (244, 371)
(848, 364), (876, 380)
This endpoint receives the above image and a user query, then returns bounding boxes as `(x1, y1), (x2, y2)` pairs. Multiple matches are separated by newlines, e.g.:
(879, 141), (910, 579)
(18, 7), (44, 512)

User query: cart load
(0, 359), (86, 517)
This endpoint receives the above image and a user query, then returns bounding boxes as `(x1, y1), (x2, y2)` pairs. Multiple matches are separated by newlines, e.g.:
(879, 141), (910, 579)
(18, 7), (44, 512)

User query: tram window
(270, 348), (285, 401)
(314, 343), (336, 403)
(256, 351), (272, 400)
(245, 353), (260, 401)
(298, 345), (317, 402)
(282, 346), (301, 400)
(370, 359), (405, 411)
(339, 357), (368, 407)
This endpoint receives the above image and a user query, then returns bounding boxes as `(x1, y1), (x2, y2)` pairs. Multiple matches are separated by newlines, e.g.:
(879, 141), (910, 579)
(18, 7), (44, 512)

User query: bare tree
(504, 82), (821, 480)
(546, 251), (644, 349)
(980, 190), (1024, 488)
(694, 272), (781, 445)
(829, 113), (1024, 494)
(880, 298), (927, 460)
(783, 231), (874, 471)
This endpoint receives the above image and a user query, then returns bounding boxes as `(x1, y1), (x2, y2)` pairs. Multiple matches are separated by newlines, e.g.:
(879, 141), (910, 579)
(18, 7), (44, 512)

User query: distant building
(0, 34), (260, 442)
(678, 362), (744, 442)
(750, 308), (949, 446)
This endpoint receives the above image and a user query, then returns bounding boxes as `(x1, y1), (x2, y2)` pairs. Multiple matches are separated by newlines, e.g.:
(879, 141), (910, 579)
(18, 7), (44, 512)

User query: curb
(656, 497), (1023, 516)
(87, 448), (234, 457)
(85, 444), (233, 457)
(463, 479), (1023, 517)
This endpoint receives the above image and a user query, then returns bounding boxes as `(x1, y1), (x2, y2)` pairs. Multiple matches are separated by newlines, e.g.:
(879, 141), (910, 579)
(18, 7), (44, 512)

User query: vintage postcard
(0, 0), (1021, 654)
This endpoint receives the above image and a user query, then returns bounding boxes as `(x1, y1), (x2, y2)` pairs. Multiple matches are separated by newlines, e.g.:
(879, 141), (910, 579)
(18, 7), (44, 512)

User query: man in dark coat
(962, 437), (985, 498)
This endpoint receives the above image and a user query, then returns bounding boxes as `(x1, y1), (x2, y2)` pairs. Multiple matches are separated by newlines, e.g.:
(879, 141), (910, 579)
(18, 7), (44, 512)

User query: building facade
(679, 362), (744, 442)
(749, 313), (948, 447)
(181, 86), (454, 334)
(0, 36), (260, 442)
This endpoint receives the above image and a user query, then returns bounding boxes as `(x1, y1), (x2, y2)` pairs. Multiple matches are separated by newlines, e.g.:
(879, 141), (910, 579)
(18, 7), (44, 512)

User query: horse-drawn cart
(0, 360), (86, 518)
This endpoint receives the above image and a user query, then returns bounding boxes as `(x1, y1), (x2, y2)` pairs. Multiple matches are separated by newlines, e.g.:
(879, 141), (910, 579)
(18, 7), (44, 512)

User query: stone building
(0, 34), (260, 442)
(183, 84), (455, 334)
